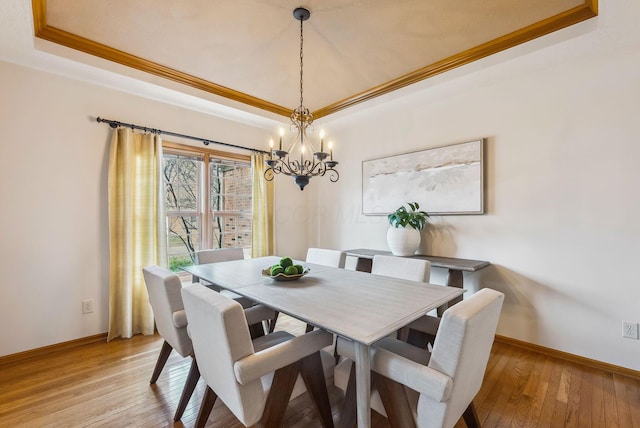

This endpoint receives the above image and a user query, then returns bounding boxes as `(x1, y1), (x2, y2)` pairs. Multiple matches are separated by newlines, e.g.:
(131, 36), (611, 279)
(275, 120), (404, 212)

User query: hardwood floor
(1, 315), (638, 427)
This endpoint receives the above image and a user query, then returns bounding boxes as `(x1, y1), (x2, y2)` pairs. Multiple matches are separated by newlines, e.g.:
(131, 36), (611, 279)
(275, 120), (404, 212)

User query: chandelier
(264, 7), (339, 191)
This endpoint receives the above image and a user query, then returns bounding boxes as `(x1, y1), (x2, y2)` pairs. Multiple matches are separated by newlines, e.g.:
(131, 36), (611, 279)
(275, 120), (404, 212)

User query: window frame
(162, 141), (252, 269)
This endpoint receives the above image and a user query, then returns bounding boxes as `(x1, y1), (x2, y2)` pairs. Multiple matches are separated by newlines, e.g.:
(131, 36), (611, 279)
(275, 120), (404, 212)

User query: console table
(344, 248), (490, 314)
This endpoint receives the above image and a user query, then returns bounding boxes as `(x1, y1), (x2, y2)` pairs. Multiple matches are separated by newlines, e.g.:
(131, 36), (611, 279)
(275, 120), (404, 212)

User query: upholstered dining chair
(194, 248), (254, 306)
(371, 254), (431, 282)
(181, 284), (336, 428)
(142, 265), (199, 422)
(299, 247), (348, 335)
(334, 288), (504, 428)
(195, 248), (245, 280)
(371, 254), (432, 342)
(143, 265), (278, 422)
(195, 248), (275, 335)
(306, 247), (347, 268)
(267, 247), (347, 334)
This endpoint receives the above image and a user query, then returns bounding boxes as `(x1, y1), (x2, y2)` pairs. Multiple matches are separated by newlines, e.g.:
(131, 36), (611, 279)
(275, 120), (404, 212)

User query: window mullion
(201, 153), (211, 250)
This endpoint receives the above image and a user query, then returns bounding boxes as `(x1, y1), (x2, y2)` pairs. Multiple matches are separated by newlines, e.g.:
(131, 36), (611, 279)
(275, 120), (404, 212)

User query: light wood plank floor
(1, 315), (639, 427)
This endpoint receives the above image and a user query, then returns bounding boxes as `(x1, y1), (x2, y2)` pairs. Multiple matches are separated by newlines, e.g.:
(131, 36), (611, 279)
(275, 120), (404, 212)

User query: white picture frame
(362, 139), (485, 215)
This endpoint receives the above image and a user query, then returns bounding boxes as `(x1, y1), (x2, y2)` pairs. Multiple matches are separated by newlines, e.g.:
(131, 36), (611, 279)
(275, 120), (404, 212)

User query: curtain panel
(251, 153), (275, 257)
(107, 128), (167, 341)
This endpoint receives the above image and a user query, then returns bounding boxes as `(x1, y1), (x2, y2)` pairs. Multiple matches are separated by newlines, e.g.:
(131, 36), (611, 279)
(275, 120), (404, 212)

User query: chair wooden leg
(373, 372), (416, 428)
(174, 357), (200, 421)
(150, 340), (173, 384)
(462, 401), (481, 428)
(195, 386), (218, 428)
(300, 352), (334, 428)
(260, 361), (301, 428)
(337, 363), (357, 428)
(268, 311), (280, 333)
(249, 322), (266, 339)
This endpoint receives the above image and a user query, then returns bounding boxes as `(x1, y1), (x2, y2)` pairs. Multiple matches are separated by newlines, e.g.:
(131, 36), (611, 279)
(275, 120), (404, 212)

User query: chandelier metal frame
(264, 7), (339, 190)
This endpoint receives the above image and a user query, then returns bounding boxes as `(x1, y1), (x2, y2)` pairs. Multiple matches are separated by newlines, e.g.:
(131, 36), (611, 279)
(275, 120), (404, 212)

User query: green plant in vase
(387, 202), (429, 256)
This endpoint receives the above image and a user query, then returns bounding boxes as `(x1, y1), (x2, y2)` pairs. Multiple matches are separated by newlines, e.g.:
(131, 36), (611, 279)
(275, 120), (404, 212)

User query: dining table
(183, 255), (464, 428)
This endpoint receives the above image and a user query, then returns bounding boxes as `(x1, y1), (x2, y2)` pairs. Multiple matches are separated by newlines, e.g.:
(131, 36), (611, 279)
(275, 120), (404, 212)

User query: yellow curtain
(251, 153), (275, 257)
(107, 128), (167, 341)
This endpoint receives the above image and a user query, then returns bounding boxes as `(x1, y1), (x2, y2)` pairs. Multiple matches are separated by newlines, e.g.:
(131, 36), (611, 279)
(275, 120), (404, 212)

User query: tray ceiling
(33, 0), (597, 119)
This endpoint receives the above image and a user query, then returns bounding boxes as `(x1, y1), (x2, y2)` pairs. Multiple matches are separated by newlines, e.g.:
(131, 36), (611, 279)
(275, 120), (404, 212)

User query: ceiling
(33, 0), (597, 120)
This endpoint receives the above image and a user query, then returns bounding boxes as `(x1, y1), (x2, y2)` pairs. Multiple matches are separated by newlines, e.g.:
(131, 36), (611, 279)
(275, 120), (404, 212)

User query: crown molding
(31, 0), (291, 118)
(32, 0), (597, 120)
(314, 1), (598, 119)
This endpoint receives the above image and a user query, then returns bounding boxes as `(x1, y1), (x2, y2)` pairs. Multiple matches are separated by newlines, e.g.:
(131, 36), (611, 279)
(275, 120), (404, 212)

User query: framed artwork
(362, 139), (485, 215)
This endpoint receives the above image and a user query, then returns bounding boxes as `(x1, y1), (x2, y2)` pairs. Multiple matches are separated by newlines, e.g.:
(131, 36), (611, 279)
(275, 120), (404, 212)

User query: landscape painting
(362, 139), (485, 215)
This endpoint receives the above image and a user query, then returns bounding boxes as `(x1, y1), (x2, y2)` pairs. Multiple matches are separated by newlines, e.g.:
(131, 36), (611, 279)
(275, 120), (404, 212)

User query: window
(163, 142), (252, 272)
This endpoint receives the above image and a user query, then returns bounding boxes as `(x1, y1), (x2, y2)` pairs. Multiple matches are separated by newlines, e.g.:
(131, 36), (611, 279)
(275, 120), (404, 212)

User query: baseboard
(494, 334), (640, 381)
(0, 332), (108, 366)
(3, 332), (638, 381)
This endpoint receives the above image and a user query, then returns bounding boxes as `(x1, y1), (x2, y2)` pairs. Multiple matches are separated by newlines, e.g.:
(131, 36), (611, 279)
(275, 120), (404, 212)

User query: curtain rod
(96, 117), (269, 155)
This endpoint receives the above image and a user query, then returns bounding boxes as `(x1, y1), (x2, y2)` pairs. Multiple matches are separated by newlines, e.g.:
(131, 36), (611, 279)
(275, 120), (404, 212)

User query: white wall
(0, 61), (308, 356)
(310, 1), (640, 370)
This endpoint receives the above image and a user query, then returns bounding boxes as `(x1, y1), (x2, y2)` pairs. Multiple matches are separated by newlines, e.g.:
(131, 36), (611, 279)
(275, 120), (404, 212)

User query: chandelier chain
(299, 17), (304, 109)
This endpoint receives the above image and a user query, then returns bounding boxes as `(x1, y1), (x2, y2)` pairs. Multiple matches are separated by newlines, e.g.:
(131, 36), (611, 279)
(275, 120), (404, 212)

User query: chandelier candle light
(264, 7), (339, 190)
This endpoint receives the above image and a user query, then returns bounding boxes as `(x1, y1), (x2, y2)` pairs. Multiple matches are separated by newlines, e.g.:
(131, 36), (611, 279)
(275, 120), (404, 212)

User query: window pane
(209, 159), (252, 253)
(167, 215), (199, 272)
(210, 161), (252, 212)
(211, 213), (252, 251)
(163, 156), (200, 211)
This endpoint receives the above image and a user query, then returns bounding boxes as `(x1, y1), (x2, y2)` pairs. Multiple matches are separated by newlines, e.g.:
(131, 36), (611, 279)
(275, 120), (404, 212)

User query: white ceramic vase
(386, 226), (421, 256)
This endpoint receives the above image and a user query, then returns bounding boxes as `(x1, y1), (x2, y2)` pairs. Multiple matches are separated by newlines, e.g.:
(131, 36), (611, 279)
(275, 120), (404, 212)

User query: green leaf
(387, 202), (430, 230)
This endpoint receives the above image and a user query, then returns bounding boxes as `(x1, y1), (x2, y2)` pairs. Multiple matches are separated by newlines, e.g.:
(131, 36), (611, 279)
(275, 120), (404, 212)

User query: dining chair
(194, 248), (255, 308)
(141, 265), (200, 422)
(181, 283), (336, 428)
(371, 254), (431, 282)
(306, 247), (347, 268)
(143, 265), (278, 421)
(196, 248), (272, 336)
(333, 288), (504, 428)
(301, 247), (347, 333)
(268, 247), (348, 334)
(372, 254), (432, 342)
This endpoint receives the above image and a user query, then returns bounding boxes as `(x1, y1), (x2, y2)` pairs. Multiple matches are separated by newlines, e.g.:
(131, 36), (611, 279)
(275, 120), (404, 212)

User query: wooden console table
(344, 248), (490, 314)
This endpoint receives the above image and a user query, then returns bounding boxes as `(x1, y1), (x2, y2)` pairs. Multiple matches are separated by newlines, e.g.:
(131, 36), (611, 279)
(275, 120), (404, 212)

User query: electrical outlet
(622, 321), (639, 340)
(82, 299), (94, 314)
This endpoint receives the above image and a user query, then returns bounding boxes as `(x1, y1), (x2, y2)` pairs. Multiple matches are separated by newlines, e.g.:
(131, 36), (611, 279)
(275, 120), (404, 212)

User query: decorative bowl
(261, 267), (310, 281)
